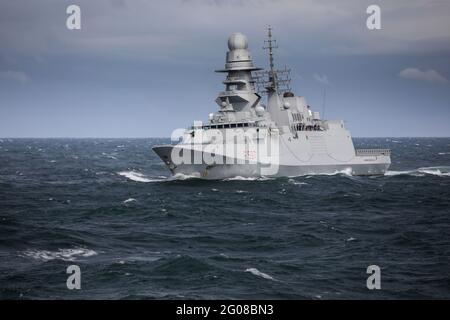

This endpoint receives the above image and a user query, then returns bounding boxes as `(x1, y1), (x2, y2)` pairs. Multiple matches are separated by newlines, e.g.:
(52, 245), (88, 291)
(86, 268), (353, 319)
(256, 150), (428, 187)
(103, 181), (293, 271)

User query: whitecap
(291, 168), (353, 177)
(225, 176), (272, 181)
(418, 167), (450, 176)
(171, 173), (201, 180)
(102, 152), (117, 160)
(438, 152), (450, 155)
(21, 248), (97, 262)
(118, 171), (165, 183)
(245, 268), (276, 281)
(288, 179), (308, 185)
(385, 166), (450, 177)
(123, 198), (137, 204)
(336, 167), (353, 176)
(384, 170), (414, 176)
(235, 190), (248, 193)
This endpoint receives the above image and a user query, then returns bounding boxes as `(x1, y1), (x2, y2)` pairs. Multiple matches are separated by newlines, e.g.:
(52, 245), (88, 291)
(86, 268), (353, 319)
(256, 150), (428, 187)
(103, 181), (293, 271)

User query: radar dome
(255, 105), (265, 117)
(228, 33), (248, 50)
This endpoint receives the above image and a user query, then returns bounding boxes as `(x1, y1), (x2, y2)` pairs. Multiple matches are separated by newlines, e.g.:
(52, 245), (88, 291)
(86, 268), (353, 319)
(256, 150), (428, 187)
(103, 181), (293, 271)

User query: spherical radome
(255, 105), (265, 117)
(228, 33), (248, 50)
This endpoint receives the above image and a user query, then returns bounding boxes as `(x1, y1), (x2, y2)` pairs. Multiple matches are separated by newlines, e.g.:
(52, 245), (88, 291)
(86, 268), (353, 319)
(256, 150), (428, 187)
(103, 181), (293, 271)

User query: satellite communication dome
(255, 105), (265, 117)
(228, 33), (248, 50)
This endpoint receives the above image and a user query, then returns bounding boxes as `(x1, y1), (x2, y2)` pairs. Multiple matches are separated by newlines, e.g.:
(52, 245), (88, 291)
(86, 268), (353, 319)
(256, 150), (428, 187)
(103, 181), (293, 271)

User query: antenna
(321, 86), (327, 119)
(263, 27), (277, 74)
(254, 26), (292, 95)
(263, 26), (279, 91)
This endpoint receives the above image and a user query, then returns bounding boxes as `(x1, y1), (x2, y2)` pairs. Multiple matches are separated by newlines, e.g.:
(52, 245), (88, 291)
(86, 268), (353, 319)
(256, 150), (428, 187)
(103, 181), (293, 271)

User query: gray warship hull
(153, 142), (390, 180)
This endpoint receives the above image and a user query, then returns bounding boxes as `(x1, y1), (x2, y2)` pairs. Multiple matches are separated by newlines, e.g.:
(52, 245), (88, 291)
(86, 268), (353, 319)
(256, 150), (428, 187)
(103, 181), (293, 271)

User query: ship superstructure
(153, 29), (391, 179)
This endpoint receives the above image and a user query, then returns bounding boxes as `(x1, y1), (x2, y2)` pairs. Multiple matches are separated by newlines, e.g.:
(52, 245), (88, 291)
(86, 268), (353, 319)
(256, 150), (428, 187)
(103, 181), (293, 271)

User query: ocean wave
(385, 166), (450, 177)
(224, 176), (273, 181)
(21, 248), (97, 262)
(245, 268), (276, 281)
(290, 168), (354, 178)
(171, 173), (201, 180)
(118, 171), (166, 182)
(288, 179), (308, 185)
(102, 152), (117, 160)
(123, 198), (137, 204)
(332, 168), (353, 176)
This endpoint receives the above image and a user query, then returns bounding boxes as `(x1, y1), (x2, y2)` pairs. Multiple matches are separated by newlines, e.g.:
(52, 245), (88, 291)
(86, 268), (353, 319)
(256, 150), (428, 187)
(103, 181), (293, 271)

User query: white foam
(385, 166), (450, 177)
(171, 173), (201, 180)
(123, 198), (137, 204)
(438, 152), (450, 155)
(385, 170), (413, 176)
(21, 248), (97, 262)
(290, 167), (354, 178)
(245, 268), (276, 281)
(343, 167), (354, 176)
(118, 171), (165, 183)
(102, 152), (117, 160)
(225, 176), (272, 181)
(418, 167), (450, 176)
(288, 179), (308, 185)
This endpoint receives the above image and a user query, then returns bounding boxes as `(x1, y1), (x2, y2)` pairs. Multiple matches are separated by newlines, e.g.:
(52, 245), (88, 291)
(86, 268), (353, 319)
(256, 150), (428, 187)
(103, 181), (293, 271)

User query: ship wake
(385, 166), (450, 177)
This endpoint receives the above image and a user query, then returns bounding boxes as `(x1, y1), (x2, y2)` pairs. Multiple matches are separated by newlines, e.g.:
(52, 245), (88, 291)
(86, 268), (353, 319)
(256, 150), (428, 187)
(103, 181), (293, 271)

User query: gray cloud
(313, 73), (330, 86)
(0, 70), (30, 83)
(1, 0), (449, 137)
(398, 68), (448, 84)
(1, 0), (450, 61)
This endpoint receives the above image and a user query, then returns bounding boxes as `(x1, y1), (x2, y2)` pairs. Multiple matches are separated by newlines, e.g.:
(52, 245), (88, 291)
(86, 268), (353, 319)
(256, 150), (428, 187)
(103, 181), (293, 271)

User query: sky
(0, 0), (449, 137)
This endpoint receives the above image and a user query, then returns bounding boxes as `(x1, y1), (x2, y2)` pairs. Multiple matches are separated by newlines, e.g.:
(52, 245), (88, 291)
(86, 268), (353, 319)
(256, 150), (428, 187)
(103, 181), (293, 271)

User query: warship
(153, 28), (391, 179)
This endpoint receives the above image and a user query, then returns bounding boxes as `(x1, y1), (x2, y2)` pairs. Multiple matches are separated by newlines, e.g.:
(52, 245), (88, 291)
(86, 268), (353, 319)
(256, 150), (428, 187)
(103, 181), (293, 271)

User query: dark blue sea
(0, 137), (449, 299)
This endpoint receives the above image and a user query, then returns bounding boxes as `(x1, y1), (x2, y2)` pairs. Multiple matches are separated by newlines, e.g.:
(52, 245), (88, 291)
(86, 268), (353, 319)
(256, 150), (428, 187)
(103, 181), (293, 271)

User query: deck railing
(355, 149), (391, 156)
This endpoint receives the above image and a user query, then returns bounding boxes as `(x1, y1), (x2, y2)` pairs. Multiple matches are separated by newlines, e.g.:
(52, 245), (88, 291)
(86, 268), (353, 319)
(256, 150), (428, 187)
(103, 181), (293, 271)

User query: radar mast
(254, 26), (292, 95)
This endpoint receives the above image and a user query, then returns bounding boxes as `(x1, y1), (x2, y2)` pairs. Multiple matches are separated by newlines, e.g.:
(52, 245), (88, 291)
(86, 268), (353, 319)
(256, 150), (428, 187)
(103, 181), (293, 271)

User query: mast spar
(263, 26), (278, 90)
(254, 26), (292, 95)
